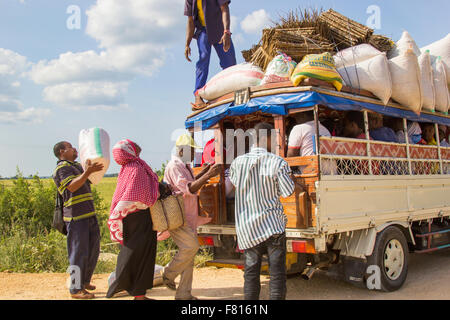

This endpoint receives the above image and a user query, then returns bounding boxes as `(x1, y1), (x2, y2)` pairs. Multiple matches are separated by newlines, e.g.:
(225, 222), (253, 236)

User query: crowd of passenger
(199, 110), (449, 177)
(284, 110), (449, 160)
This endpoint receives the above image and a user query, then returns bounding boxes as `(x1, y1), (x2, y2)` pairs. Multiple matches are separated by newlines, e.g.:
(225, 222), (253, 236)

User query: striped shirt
(53, 160), (95, 222)
(229, 147), (295, 250)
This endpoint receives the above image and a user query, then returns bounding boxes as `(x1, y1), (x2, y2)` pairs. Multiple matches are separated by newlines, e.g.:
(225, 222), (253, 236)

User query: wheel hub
(383, 239), (404, 281)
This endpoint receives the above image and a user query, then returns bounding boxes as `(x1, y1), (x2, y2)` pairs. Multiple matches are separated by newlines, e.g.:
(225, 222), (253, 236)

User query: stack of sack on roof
(196, 8), (450, 117)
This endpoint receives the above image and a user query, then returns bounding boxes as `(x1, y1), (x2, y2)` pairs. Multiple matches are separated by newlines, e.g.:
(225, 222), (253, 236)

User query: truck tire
(366, 226), (409, 292)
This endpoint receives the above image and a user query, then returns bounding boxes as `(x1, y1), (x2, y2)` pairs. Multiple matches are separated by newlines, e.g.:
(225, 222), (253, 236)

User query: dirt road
(0, 250), (448, 300)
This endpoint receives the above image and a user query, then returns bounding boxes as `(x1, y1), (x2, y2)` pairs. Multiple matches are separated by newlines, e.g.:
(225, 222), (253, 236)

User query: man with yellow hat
(161, 133), (222, 300)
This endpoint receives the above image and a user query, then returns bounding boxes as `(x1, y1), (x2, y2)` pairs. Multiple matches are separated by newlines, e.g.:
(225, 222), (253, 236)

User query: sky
(0, 0), (449, 177)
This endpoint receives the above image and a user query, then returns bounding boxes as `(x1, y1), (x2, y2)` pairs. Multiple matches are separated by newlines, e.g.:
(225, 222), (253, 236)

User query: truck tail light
(198, 236), (215, 247)
(288, 240), (316, 254)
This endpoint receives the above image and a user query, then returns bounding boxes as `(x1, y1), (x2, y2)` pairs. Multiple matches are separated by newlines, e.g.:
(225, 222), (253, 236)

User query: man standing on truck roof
(162, 134), (222, 300)
(230, 123), (295, 300)
(184, 0), (237, 110)
(52, 141), (104, 299)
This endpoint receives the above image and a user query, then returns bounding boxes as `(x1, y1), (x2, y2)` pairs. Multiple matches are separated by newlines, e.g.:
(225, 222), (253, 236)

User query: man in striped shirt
(53, 141), (103, 299)
(230, 123), (295, 300)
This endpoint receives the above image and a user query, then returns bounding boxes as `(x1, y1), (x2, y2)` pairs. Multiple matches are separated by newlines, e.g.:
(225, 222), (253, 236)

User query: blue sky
(0, 0), (449, 177)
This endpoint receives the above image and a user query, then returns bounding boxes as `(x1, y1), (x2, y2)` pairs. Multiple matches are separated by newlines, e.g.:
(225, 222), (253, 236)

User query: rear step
(206, 258), (268, 272)
(414, 225), (450, 253)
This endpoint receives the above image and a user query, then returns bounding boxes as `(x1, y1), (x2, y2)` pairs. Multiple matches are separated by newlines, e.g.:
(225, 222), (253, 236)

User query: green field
(1, 177), (117, 214)
(93, 177), (117, 212)
(0, 174), (212, 273)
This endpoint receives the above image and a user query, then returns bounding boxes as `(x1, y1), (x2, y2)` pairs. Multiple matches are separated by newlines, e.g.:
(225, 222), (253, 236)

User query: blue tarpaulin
(185, 90), (450, 130)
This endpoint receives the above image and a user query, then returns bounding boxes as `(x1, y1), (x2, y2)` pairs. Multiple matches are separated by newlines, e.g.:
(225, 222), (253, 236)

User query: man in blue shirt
(369, 113), (399, 143)
(184, 0), (237, 110)
(230, 123), (295, 300)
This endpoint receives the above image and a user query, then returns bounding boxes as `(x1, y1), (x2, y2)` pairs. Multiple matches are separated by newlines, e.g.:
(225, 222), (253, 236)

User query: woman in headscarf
(396, 121), (426, 144)
(106, 139), (160, 300)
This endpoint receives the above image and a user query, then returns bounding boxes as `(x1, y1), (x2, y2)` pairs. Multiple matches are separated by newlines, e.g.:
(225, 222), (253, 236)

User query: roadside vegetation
(0, 169), (212, 273)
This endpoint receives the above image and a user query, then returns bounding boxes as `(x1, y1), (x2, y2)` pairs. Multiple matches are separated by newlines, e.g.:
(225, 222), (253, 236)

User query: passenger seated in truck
(438, 125), (449, 147)
(320, 110), (343, 137)
(287, 111), (337, 174)
(421, 123), (438, 145)
(368, 113), (399, 143)
(287, 111), (331, 157)
(392, 119), (426, 144)
(343, 111), (369, 139)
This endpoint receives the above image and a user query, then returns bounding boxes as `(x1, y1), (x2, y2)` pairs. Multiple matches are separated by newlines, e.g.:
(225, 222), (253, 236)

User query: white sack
(432, 57), (450, 114)
(78, 127), (110, 185)
(388, 49), (423, 114)
(334, 44), (382, 69)
(388, 30), (421, 59)
(418, 51), (436, 112)
(198, 63), (264, 101)
(337, 53), (392, 105)
(421, 33), (450, 86)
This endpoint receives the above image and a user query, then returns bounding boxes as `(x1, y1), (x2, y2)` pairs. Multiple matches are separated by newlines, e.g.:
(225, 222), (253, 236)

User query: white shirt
(288, 121), (331, 155)
(230, 147), (295, 250)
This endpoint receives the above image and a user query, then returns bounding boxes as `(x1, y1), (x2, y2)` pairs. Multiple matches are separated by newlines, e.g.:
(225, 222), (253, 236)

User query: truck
(184, 80), (450, 292)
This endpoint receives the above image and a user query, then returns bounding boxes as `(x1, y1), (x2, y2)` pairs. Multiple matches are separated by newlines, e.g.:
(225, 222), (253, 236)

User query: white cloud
(0, 49), (50, 124)
(85, 0), (183, 49)
(29, 51), (131, 85)
(240, 9), (271, 35)
(230, 15), (239, 34)
(29, 0), (185, 110)
(0, 48), (29, 76)
(0, 107), (50, 125)
(43, 81), (128, 110)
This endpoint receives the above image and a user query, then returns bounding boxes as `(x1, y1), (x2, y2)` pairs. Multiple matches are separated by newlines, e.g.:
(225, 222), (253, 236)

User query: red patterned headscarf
(108, 139), (159, 243)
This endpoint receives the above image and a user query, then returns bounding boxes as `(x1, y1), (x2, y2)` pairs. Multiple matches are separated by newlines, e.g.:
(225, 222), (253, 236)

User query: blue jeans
(194, 27), (237, 95)
(244, 233), (287, 300)
(65, 216), (100, 294)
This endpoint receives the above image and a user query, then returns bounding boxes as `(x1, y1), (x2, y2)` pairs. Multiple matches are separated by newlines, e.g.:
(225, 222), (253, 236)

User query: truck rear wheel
(366, 226), (409, 292)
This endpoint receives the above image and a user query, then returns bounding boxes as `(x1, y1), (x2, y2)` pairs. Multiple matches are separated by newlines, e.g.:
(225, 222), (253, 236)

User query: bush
(0, 172), (55, 237)
(0, 170), (111, 273)
(0, 168), (213, 274)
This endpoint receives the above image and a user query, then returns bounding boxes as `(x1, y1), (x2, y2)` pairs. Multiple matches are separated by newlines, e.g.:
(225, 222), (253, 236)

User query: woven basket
(150, 195), (186, 232)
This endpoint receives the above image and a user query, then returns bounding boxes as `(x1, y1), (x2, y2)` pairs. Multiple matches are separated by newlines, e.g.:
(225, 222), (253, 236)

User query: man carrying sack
(162, 134), (222, 300)
(52, 141), (104, 299)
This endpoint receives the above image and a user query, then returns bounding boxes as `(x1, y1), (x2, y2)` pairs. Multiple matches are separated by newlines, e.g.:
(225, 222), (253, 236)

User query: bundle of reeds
(242, 8), (337, 70)
(271, 28), (334, 60)
(369, 34), (395, 52)
(241, 8), (394, 71)
(244, 27), (335, 70)
(318, 9), (373, 49)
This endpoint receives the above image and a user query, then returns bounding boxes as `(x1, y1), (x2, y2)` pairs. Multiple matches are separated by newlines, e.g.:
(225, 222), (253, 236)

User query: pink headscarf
(108, 139), (159, 244)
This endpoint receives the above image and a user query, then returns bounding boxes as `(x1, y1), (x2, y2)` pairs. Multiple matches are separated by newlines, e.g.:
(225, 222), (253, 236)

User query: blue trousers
(243, 233), (287, 300)
(194, 27), (237, 95)
(65, 216), (100, 294)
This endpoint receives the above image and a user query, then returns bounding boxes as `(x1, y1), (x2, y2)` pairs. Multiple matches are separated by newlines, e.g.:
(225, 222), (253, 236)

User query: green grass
(93, 177), (117, 211)
(0, 174), (212, 273)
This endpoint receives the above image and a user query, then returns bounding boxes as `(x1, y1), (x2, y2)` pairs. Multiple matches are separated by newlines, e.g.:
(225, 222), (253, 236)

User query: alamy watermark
(366, 5), (381, 30)
(66, 265), (81, 290)
(176, 120), (283, 166)
(66, 5), (81, 30)
(366, 265), (381, 290)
